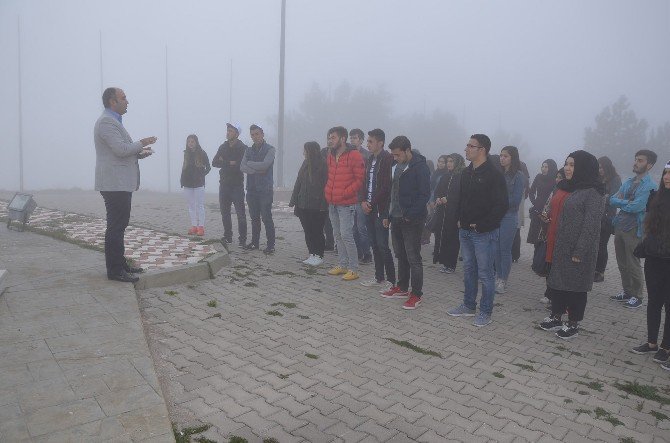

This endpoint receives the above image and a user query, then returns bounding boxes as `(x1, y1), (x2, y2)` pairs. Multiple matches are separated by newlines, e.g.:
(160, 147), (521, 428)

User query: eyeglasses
(466, 143), (483, 149)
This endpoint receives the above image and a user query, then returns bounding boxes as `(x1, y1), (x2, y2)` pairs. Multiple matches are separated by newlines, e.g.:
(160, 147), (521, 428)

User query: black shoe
(631, 343), (658, 354)
(243, 243), (259, 251)
(263, 246), (275, 255)
(221, 237), (232, 245)
(556, 324), (579, 340)
(108, 270), (139, 283)
(593, 272), (604, 282)
(540, 317), (563, 331)
(324, 244), (335, 251)
(125, 266), (144, 274)
(238, 239), (247, 248)
(653, 348), (670, 363)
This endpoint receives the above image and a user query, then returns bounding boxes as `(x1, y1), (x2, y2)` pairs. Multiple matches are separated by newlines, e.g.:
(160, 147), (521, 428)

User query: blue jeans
(353, 203), (371, 258)
(329, 204), (358, 271)
(247, 190), (275, 248)
(366, 211), (395, 284)
(495, 212), (518, 281)
(460, 228), (499, 315)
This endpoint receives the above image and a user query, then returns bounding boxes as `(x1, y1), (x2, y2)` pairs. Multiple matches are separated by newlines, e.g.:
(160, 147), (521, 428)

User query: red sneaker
(381, 286), (409, 299)
(188, 226), (197, 235)
(402, 293), (422, 310)
(196, 226), (204, 236)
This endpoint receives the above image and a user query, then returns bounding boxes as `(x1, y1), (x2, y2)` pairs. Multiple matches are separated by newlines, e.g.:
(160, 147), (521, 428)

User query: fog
(1, 0), (668, 192)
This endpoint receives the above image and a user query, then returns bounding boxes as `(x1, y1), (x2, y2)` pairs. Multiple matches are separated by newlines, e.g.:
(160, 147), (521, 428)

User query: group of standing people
(94, 86), (670, 370)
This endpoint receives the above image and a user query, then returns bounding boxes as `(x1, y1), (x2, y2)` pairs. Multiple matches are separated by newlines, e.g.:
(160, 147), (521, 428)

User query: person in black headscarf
(539, 150), (605, 340)
(432, 153), (465, 272)
(527, 159), (558, 246)
(631, 161), (670, 368)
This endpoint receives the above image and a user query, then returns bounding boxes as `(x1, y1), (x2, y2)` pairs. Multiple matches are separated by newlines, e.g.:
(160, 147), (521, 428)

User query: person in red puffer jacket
(324, 126), (365, 281)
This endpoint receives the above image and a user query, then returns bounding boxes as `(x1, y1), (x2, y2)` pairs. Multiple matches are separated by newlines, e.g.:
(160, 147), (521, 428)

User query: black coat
(180, 149), (211, 188)
(456, 158), (508, 233)
(289, 158), (328, 212)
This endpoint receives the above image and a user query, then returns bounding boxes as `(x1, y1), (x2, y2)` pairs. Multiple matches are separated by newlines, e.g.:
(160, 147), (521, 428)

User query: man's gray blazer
(94, 110), (144, 192)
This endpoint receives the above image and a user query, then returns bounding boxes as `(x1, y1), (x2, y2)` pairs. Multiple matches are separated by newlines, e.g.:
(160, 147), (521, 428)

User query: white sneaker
(540, 296), (550, 304)
(302, 254), (315, 264)
(495, 279), (507, 294)
(360, 279), (380, 287)
(306, 255), (323, 266)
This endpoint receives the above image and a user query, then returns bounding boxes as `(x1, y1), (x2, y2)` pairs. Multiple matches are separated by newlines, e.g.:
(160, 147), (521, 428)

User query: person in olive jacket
(180, 134), (211, 236)
(290, 141), (329, 266)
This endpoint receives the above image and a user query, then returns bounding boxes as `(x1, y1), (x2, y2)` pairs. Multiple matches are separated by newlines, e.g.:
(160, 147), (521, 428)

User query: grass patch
(512, 363), (536, 372)
(386, 338), (443, 358)
(298, 315), (310, 319)
(229, 437), (248, 443)
(594, 407), (623, 426)
(578, 390), (589, 395)
(522, 307), (532, 312)
(194, 437), (216, 443)
(263, 439), (280, 443)
(614, 381), (670, 405)
(650, 410), (668, 421)
(556, 345), (568, 352)
(313, 288), (322, 292)
(205, 313), (221, 320)
(271, 302), (297, 309)
(623, 360), (635, 365)
(570, 351), (583, 357)
(304, 267), (319, 275)
(550, 352), (562, 357)
(207, 300), (217, 308)
(266, 310), (283, 317)
(619, 438), (636, 443)
(576, 380), (604, 392)
(492, 372), (505, 378)
(593, 352), (603, 357)
(243, 282), (257, 287)
(165, 290), (178, 296)
(305, 353), (319, 359)
(273, 270), (296, 276)
(275, 236), (285, 240)
(173, 423), (212, 443)
(278, 374), (289, 379)
(575, 408), (591, 414)
(564, 399), (573, 404)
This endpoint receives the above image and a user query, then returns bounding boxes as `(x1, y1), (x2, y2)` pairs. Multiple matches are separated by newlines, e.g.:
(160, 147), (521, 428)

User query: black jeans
(434, 217), (460, 269)
(512, 228), (521, 262)
(644, 258), (670, 348)
(247, 190), (275, 248)
(595, 224), (612, 274)
(297, 209), (327, 257)
(100, 191), (132, 276)
(219, 183), (247, 243)
(367, 211), (396, 285)
(391, 217), (424, 296)
(548, 287), (587, 322)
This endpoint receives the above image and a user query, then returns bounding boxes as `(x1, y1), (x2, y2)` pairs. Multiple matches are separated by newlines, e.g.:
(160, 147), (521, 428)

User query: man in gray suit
(95, 87), (157, 282)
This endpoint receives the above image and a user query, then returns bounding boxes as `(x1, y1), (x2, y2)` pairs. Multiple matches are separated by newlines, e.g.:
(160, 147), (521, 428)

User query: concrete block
(204, 251), (231, 276)
(134, 262), (211, 290)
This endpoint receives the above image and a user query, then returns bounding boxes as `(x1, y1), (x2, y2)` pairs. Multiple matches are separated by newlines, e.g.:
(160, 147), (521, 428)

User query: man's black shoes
(125, 266), (144, 274)
(108, 270), (139, 283)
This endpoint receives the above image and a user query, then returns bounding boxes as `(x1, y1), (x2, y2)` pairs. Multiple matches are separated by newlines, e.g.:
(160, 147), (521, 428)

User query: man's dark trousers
(247, 190), (275, 248)
(391, 217), (424, 295)
(220, 183), (247, 243)
(367, 212), (396, 284)
(101, 191), (132, 276)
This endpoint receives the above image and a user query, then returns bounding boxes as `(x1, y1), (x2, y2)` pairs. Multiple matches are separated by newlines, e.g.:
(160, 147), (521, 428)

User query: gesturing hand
(140, 136), (158, 147)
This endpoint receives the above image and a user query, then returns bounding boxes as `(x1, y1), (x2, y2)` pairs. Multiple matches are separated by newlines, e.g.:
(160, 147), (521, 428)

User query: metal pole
(18, 16), (24, 192)
(229, 59), (233, 120)
(277, 0), (286, 188)
(165, 45), (171, 193)
(99, 30), (103, 93)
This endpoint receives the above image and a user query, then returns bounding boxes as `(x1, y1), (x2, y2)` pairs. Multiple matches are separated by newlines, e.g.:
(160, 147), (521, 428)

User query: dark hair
(644, 167), (670, 247)
(367, 128), (385, 143)
(597, 156), (619, 183)
(437, 154), (450, 167)
(102, 87), (117, 108)
(470, 134), (491, 154)
(250, 124), (263, 133)
(501, 145), (521, 177)
(388, 135), (411, 152)
(349, 128), (364, 139)
(556, 168), (565, 180)
(636, 149), (657, 166)
(183, 134), (206, 169)
(304, 141), (322, 181)
(328, 126), (348, 139)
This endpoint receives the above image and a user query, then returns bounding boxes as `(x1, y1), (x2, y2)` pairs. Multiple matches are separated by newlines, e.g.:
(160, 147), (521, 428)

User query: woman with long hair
(180, 134), (211, 236)
(289, 141), (329, 265)
(432, 153), (465, 273)
(631, 161), (670, 368)
(495, 146), (526, 294)
(539, 150), (605, 339)
(527, 159), (558, 246)
(593, 156), (622, 282)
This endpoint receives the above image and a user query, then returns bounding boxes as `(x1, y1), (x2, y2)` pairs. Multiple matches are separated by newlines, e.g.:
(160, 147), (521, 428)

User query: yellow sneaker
(342, 270), (360, 281)
(328, 266), (347, 276)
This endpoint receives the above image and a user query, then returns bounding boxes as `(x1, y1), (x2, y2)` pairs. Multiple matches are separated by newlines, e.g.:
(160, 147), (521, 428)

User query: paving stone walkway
(2, 190), (669, 443)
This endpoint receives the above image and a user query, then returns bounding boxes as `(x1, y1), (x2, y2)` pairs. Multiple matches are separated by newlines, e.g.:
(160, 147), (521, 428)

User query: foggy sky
(1, 0), (668, 192)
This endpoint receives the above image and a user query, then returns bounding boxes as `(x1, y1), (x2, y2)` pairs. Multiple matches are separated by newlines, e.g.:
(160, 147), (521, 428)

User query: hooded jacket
(456, 157), (509, 233)
(325, 145), (365, 206)
(395, 152), (431, 220)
